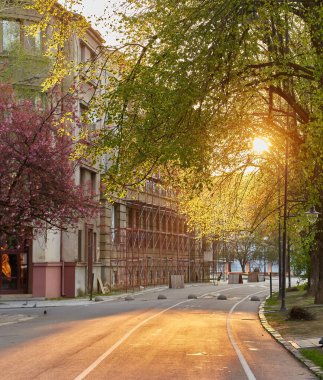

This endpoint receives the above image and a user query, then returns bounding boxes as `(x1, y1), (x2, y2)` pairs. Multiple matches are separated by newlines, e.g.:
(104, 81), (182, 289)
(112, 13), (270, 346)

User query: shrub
(288, 306), (315, 321)
(286, 286), (299, 292)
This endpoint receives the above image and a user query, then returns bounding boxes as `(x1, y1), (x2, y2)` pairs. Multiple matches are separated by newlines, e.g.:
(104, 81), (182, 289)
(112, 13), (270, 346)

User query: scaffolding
(106, 183), (217, 291)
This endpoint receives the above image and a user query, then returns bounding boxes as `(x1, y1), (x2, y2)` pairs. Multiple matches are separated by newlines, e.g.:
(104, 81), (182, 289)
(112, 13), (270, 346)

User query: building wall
(58, 25), (104, 297)
(0, 5), (206, 297)
(0, 5), (106, 297)
(99, 181), (206, 291)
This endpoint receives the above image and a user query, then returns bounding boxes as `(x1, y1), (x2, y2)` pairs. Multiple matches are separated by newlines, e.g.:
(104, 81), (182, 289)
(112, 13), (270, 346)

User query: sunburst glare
(252, 137), (270, 154)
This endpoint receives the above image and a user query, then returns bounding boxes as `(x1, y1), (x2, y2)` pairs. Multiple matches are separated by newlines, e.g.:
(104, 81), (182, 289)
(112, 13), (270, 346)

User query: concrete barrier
(169, 275), (184, 289)
(248, 273), (265, 282)
(228, 273), (243, 284)
(248, 272), (259, 282)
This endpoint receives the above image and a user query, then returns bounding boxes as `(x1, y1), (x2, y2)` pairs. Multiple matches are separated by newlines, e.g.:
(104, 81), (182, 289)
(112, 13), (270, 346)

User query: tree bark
(314, 191), (323, 303)
(309, 249), (319, 296)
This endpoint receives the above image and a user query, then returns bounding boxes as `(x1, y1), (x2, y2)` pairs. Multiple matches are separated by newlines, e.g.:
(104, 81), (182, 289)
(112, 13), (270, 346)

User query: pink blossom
(0, 85), (99, 240)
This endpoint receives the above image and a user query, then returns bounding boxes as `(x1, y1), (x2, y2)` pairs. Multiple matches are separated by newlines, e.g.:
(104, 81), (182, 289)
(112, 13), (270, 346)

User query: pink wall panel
(32, 263), (62, 298)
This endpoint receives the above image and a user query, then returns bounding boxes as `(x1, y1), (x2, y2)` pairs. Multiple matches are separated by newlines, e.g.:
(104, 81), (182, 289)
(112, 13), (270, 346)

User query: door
(0, 241), (30, 294)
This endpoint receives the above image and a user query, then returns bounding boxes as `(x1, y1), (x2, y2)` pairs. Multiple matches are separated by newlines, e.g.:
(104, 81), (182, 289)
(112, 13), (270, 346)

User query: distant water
(230, 259), (279, 273)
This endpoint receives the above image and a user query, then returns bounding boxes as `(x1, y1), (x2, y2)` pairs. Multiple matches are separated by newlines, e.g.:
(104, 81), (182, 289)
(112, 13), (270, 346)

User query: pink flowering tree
(0, 85), (98, 241)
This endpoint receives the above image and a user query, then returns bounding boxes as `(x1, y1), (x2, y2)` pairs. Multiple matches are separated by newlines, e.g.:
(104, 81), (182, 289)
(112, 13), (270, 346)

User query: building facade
(100, 180), (211, 292)
(0, 4), (210, 298)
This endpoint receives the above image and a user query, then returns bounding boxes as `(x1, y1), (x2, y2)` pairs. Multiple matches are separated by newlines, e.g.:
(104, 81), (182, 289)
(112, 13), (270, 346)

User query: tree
(0, 85), (97, 241)
(179, 167), (281, 271)
(0, 0), (25, 12)
(88, 0), (321, 301)
(26, 0), (90, 91)
(232, 234), (254, 273)
(24, 1), (323, 301)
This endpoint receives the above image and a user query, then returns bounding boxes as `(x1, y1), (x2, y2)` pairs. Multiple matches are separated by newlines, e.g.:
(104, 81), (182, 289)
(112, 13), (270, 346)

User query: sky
(74, 0), (123, 45)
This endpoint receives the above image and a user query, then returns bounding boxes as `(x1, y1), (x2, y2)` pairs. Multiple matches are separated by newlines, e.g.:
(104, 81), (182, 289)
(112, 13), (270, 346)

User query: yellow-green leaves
(27, 0), (89, 90)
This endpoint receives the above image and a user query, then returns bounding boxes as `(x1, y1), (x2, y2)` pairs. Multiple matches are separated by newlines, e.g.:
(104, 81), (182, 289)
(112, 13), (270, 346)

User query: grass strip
(300, 348), (323, 370)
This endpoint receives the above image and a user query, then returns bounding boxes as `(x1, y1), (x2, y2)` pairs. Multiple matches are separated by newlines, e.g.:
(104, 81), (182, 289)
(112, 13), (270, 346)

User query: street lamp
(305, 206), (320, 224)
(251, 134), (287, 309)
(280, 138), (288, 312)
(263, 236), (268, 281)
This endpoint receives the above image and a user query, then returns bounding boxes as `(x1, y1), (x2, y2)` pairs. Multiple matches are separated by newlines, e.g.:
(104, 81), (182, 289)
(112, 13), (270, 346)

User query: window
(162, 215), (167, 232)
(167, 217), (172, 232)
(156, 213), (160, 231)
(91, 172), (96, 192)
(80, 167), (96, 194)
(80, 41), (96, 63)
(149, 212), (154, 231)
(93, 232), (97, 262)
(80, 103), (88, 120)
(80, 42), (86, 62)
(78, 230), (83, 261)
(127, 207), (133, 228)
(80, 102), (96, 134)
(34, 92), (45, 110)
(80, 167), (86, 188)
(141, 210), (147, 230)
(111, 203), (120, 243)
(0, 20), (20, 53)
(25, 31), (41, 53)
(0, 20), (42, 55)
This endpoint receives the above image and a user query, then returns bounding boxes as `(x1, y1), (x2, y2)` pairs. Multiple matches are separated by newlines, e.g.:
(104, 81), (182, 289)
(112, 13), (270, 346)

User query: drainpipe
(60, 229), (65, 297)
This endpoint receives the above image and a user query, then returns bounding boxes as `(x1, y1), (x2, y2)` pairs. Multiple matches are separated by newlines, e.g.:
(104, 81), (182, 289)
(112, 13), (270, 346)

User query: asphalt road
(0, 282), (316, 380)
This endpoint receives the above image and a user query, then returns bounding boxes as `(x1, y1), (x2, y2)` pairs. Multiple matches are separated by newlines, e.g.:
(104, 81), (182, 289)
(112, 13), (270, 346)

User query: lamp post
(263, 236), (268, 281)
(280, 139), (288, 311)
(278, 173), (282, 298)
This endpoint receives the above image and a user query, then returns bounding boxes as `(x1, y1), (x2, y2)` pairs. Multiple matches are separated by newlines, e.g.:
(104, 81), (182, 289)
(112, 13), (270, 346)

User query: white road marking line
(75, 285), (268, 380)
(74, 299), (190, 380)
(199, 285), (242, 298)
(289, 341), (300, 349)
(226, 289), (267, 380)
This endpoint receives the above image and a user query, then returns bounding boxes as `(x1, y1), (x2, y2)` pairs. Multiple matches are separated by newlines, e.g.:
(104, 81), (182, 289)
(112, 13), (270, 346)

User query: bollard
(270, 272), (272, 298)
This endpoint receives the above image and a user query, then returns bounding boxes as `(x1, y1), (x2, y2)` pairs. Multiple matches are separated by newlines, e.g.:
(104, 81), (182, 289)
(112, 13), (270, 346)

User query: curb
(259, 297), (323, 379)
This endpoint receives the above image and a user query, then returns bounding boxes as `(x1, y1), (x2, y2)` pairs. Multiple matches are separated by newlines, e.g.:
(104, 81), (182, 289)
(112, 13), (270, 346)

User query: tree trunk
(309, 249), (319, 296)
(314, 191), (323, 303)
(303, 2), (323, 304)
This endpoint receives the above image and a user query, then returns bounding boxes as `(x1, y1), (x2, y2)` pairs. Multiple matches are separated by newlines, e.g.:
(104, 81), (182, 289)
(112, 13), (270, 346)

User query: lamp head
(305, 206), (320, 224)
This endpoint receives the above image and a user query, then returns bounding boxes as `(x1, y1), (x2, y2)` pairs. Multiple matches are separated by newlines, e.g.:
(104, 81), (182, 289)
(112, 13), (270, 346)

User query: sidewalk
(0, 285), (169, 309)
(292, 337), (323, 349)
(259, 298), (323, 379)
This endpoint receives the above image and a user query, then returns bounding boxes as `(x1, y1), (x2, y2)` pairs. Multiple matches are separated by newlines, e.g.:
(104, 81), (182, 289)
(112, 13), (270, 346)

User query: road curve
(0, 283), (316, 379)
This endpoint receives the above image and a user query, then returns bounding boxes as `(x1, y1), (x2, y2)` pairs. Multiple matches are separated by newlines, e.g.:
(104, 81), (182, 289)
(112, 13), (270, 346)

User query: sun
(252, 137), (270, 154)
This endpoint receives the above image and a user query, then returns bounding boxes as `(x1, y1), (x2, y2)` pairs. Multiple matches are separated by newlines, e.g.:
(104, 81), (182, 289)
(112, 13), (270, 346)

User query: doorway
(0, 241), (31, 294)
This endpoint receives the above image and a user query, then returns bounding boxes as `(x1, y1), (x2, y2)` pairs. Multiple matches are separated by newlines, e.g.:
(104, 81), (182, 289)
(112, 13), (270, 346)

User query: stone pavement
(292, 337), (322, 350)
(259, 299), (323, 379)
